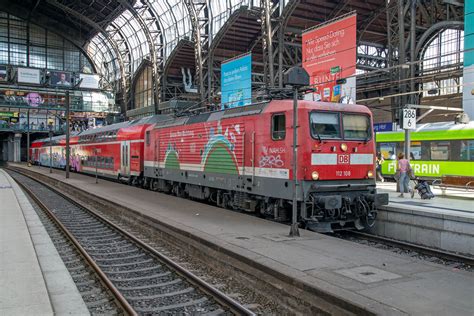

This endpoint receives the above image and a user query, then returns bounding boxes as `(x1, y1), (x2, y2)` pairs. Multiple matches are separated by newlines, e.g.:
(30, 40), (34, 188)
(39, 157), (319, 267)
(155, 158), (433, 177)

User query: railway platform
(375, 182), (473, 255)
(7, 163), (474, 315)
(0, 169), (88, 315)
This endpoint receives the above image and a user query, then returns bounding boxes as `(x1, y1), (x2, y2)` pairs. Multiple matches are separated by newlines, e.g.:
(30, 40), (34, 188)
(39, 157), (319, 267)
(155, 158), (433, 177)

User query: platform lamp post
(283, 66), (310, 238)
(65, 79), (82, 179)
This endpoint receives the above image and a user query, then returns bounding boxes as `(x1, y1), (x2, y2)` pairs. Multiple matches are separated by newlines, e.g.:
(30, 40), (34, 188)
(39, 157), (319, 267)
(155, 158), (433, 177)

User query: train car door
(120, 141), (130, 176)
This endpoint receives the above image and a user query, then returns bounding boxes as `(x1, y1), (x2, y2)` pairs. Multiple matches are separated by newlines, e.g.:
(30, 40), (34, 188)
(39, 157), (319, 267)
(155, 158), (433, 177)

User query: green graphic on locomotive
(164, 150), (180, 169)
(203, 144), (239, 175)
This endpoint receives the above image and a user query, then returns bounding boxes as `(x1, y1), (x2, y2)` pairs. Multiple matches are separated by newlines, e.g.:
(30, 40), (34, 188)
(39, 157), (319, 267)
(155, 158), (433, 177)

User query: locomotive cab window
(310, 112), (341, 139)
(342, 114), (370, 140)
(272, 114), (286, 140)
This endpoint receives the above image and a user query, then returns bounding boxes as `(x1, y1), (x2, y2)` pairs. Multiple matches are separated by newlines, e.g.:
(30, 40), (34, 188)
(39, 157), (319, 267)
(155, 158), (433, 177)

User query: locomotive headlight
(340, 143), (348, 152)
(312, 171), (320, 180)
(367, 170), (374, 178)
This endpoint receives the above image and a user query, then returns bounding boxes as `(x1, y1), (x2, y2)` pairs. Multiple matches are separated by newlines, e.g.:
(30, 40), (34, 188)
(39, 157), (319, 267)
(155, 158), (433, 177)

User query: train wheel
(365, 210), (377, 229)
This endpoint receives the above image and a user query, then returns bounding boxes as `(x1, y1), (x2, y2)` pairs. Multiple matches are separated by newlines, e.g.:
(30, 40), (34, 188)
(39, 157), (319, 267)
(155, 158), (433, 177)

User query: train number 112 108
(336, 170), (351, 177)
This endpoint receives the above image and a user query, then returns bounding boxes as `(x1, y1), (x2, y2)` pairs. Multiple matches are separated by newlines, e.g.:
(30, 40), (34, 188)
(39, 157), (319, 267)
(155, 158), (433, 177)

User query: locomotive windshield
(342, 114), (371, 140)
(310, 112), (341, 139)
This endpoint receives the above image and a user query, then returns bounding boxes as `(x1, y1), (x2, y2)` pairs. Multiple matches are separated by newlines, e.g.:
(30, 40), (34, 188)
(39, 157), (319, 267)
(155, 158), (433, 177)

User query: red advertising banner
(302, 13), (357, 103)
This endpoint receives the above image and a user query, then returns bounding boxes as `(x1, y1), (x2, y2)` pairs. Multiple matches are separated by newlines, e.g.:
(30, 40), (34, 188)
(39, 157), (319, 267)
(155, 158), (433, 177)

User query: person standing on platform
(375, 152), (384, 182)
(397, 153), (414, 198)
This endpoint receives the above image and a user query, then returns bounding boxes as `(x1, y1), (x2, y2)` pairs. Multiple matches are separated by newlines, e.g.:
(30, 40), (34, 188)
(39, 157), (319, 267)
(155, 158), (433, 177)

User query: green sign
(0, 112), (15, 118)
(330, 66), (340, 74)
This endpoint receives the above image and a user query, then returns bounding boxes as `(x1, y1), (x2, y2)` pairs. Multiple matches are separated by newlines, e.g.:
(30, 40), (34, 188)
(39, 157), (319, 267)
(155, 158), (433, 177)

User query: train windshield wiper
(363, 128), (371, 143)
(315, 131), (322, 142)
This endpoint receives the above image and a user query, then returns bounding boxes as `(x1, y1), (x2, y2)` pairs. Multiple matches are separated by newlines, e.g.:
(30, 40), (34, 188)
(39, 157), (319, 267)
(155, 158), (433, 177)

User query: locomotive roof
(33, 100), (372, 143)
(150, 100), (371, 129)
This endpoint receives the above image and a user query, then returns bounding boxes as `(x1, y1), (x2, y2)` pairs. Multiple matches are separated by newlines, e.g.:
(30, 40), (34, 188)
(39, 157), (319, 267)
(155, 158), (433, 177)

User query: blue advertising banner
(221, 53), (252, 109)
(464, 3), (474, 118)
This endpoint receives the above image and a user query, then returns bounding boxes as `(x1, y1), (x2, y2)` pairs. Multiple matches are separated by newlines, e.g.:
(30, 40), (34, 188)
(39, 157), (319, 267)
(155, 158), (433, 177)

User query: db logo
(338, 154), (350, 164)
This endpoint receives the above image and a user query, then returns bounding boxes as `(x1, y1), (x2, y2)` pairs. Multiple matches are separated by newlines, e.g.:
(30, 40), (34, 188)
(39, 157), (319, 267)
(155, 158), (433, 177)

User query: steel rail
(347, 231), (474, 266)
(9, 168), (255, 316)
(13, 175), (137, 316)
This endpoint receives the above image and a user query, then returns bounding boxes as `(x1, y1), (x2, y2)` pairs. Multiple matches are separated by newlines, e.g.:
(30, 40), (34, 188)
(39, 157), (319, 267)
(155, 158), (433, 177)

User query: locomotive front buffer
(303, 183), (389, 233)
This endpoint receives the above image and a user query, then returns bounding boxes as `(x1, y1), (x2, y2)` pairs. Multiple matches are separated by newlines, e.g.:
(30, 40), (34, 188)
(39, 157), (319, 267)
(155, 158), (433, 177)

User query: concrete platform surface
(377, 182), (474, 219)
(0, 168), (88, 315)
(9, 164), (474, 315)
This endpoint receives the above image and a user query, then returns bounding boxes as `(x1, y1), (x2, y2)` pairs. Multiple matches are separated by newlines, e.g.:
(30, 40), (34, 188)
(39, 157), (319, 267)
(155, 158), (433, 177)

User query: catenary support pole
(405, 0), (417, 160)
(65, 91), (70, 179)
(49, 125), (52, 174)
(27, 109), (30, 165)
(289, 87), (300, 237)
(95, 149), (98, 184)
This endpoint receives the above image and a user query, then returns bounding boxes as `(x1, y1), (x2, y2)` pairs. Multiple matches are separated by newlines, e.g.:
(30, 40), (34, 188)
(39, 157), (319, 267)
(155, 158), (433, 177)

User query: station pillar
(7, 133), (22, 162)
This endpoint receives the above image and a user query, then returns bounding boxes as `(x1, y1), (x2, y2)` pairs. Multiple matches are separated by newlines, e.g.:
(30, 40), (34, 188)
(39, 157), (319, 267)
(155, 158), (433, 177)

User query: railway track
(8, 169), (255, 316)
(341, 231), (474, 269)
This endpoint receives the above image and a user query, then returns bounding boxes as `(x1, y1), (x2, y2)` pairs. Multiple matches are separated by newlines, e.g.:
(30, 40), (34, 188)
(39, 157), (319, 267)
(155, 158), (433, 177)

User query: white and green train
(376, 121), (474, 179)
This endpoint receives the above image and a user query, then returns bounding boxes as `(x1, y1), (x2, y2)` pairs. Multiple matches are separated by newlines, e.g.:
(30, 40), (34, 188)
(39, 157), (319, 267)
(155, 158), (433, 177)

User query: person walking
(375, 152), (384, 182)
(397, 153), (414, 198)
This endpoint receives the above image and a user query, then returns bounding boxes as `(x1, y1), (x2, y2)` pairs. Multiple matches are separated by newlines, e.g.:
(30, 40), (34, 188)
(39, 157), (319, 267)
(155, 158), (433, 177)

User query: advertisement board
(79, 74), (100, 89)
(464, 2), (474, 118)
(0, 65), (7, 81)
(25, 92), (44, 107)
(302, 13), (357, 103)
(18, 67), (41, 84)
(221, 53), (252, 109)
(50, 71), (72, 87)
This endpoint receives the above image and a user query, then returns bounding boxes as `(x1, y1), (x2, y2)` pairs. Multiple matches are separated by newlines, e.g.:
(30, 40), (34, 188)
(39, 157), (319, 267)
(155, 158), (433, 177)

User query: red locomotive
(31, 100), (388, 232)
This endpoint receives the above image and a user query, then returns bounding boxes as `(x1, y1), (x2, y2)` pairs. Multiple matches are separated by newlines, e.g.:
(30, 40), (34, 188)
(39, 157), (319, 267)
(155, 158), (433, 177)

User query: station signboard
(373, 122), (394, 133)
(402, 109), (416, 130)
(221, 53), (252, 109)
(302, 13), (357, 103)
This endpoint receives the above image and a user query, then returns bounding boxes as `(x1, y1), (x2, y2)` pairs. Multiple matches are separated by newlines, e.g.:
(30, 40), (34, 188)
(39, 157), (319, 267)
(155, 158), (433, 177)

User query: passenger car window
(460, 140), (474, 161)
(430, 141), (450, 160)
(310, 112), (341, 139)
(272, 114), (286, 140)
(379, 143), (397, 160)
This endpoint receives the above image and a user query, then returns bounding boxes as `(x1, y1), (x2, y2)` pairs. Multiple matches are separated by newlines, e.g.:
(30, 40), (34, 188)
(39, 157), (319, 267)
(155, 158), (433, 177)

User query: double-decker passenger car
(31, 116), (165, 184)
(31, 100), (388, 232)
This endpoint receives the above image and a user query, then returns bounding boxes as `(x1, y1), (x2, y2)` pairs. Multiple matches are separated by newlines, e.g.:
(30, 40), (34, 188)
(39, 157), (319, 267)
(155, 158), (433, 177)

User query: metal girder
(118, 0), (164, 114)
(44, 0), (129, 111)
(184, 0), (210, 103)
(386, 0), (464, 121)
(415, 20), (464, 57)
(261, 0), (280, 88)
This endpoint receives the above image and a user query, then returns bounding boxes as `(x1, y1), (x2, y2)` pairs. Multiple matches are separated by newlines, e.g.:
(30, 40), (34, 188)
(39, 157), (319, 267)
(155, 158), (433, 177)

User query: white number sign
(403, 109), (416, 130)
